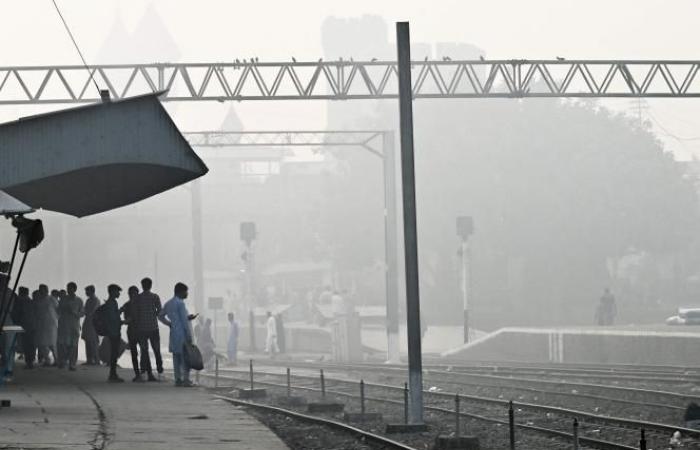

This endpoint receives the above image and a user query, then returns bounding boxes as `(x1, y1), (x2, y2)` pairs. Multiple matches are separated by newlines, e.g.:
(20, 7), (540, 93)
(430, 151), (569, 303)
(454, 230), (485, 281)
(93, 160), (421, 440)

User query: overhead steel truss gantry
(3, 59), (700, 104)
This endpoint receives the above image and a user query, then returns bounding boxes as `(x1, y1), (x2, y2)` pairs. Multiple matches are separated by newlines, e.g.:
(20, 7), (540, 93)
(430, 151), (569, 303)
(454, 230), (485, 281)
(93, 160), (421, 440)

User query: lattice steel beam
(3, 60), (700, 104)
(184, 130), (384, 151)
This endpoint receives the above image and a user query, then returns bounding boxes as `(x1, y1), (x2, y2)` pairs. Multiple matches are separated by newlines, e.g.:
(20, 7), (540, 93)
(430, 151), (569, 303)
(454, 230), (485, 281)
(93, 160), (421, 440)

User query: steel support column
(396, 21), (424, 425)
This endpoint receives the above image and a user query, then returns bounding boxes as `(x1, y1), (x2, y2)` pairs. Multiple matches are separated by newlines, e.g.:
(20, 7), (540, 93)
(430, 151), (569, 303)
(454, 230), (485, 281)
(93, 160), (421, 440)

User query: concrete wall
(442, 326), (700, 366)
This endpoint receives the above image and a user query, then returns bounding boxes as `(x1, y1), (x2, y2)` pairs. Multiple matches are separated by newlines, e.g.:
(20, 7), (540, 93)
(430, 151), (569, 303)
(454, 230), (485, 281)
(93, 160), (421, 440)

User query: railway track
(204, 371), (639, 450)
(215, 394), (418, 450)
(262, 360), (700, 406)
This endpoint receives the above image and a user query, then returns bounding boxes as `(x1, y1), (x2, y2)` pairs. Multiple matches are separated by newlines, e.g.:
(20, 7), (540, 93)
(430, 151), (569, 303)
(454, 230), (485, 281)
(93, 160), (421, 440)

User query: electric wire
(50, 0), (100, 95)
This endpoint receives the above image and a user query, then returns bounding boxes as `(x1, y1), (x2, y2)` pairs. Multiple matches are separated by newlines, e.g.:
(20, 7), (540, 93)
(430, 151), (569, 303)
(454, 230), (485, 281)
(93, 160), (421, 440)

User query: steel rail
(214, 394), (418, 450)
(206, 373), (637, 450)
(215, 366), (699, 439)
(259, 360), (700, 404)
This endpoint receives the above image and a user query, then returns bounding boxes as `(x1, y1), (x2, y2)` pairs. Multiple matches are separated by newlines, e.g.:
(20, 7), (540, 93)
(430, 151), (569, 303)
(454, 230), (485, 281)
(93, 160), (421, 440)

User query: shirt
(135, 291), (162, 332)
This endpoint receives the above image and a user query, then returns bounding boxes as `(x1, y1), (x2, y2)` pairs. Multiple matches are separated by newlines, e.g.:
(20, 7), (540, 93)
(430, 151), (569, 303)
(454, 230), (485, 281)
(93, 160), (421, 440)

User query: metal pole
(509, 401), (515, 450)
(461, 238), (469, 342)
(403, 382), (409, 424)
(383, 131), (401, 363)
(191, 179), (205, 314)
(215, 356), (219, 388)
(455, 394), (461, 438)
(287, 367), (291, 397)
(249, 309), (256, 352)
(320, 369), (326, 399)
(249, 359), (254, 390)
(639, 429), (647, 450)
(573, 418), (579, 450)
(360, 379), (366, 415)
(396, 20), (424, 425)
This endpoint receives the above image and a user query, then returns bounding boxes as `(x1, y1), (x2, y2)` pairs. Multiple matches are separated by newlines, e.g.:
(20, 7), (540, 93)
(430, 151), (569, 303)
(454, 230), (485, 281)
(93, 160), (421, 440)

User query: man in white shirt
(265, 311), (279, 357)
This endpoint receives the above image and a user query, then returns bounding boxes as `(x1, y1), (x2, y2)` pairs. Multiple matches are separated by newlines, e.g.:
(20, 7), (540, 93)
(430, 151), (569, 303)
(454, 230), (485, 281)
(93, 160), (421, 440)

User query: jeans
(141, 330), (163, 374)
(172, 352), (190, 383)
(108, 335), (120, 378)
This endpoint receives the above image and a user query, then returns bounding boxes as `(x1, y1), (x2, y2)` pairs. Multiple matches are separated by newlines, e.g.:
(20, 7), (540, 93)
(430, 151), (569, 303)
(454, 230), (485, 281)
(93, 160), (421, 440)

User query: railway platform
(0, 363), (288, 450)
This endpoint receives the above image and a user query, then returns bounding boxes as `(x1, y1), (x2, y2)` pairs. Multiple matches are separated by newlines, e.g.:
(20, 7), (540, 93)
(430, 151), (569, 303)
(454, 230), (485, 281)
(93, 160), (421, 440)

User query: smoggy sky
(2, 0), (700, 158)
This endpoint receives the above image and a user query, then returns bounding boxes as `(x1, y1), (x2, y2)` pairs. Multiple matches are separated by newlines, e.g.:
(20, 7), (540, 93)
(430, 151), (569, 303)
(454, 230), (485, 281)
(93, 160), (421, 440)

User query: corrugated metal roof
(0, 92), (208, 217)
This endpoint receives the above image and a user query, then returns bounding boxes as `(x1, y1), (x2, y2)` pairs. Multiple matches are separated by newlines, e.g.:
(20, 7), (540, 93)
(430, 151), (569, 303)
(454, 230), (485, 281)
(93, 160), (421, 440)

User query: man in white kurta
(265, 311), (279, 356)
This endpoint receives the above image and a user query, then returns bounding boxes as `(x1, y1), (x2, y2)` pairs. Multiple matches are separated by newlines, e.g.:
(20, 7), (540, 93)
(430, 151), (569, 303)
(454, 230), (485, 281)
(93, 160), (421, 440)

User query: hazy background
(2, 1), (700, 332)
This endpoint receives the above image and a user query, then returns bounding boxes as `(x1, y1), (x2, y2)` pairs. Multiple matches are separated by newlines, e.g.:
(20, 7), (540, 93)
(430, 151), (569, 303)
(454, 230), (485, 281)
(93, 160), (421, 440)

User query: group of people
(2, 277), (205, 387)
(9, 282), (98, 371)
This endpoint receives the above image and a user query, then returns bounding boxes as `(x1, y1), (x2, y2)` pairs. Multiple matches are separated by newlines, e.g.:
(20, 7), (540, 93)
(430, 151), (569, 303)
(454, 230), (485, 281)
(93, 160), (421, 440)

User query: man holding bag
(158, 282), (197, 387)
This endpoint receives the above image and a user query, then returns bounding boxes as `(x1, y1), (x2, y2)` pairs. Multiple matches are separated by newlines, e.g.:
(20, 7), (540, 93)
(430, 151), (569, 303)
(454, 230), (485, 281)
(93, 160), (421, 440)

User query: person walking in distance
(595, 288), (618, 326)
(121, 286), (146, 382)
(226, 312), (239, 365)
(104, 284), (125, 383)
(265, 311), (279, 357)
(158, 282), (196, 387)
(57, 282), (84, 371)
(137, 277), (164, 379)
(81, 285), (101, 366)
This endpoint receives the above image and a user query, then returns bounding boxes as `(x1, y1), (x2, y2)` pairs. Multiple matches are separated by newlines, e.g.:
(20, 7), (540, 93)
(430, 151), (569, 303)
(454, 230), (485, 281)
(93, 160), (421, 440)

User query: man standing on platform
(82, 285), (101, 365)
(265, 311), (279, 357)
(226, 312), (238, 365)
(57, 282), (83, 370)
(137, 277), (163, 379)
(11, 287), (36, 369)
(104, 284), (124, 383)
(159, 282), (195, 387)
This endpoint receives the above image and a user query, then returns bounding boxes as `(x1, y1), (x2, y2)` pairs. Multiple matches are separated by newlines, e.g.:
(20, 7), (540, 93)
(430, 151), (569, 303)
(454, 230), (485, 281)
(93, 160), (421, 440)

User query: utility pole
(241, 222), (257, 351)
(383, 131), (401, 363)
(396, 21), (424, 425)
(456, 216), (474, 343)
(191, 179), (205, 313)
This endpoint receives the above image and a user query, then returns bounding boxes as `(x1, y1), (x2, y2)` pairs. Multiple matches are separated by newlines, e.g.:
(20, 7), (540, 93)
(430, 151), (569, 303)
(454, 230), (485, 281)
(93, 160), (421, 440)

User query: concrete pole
(191, 179), (205, 314)
(383, 131), (401, 363)
(461, 238), (470, 343)
(396, 21), (424, 424)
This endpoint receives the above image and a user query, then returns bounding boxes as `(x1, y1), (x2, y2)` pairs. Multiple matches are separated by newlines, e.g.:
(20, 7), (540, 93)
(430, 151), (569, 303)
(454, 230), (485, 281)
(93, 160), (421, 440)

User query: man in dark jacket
(81, 285), (101, 365)
(11, 287), (36, 368)
(104, 284), (124, 383)
(137, 277), (163, 379)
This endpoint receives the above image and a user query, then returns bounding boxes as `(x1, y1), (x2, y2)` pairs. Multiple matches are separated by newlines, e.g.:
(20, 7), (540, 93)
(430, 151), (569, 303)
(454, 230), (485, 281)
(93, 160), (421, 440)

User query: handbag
(183, 342), (204, 371)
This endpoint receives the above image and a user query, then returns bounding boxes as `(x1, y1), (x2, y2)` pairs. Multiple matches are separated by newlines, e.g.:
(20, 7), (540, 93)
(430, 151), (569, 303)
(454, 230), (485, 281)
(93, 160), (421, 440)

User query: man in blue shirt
(158, 282), (195, 387)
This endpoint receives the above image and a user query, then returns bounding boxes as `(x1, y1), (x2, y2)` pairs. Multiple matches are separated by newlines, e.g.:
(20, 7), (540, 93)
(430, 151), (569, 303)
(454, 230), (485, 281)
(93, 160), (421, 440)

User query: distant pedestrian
(57, 282), (84, 370)
(11, 287), (36, 369)
(595, 288), (617, 326)
(121, 286), (147, 382)
(200, 318), (215, 367)
(104, 284), (124, 383)
(226, 312), (239, 365)
(137, 277), (163, 379)
(194, 315), (204, 346)
(159, 282), (195, 387)
(35, 286), (58, 366)
(275, 313), (286, 354)
(265, 311), (279, 356)
(82, 285), (101, 365)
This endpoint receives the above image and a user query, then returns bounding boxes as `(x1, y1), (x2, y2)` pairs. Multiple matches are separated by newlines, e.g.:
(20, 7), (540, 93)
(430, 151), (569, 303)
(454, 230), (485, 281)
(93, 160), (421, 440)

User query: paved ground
(0, 363), (288, 450)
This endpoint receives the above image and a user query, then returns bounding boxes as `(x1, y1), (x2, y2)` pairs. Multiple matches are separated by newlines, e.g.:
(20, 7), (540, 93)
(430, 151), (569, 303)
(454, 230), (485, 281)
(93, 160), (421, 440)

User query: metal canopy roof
(0, 191), (33, 216)
(0, 92), (208, 217)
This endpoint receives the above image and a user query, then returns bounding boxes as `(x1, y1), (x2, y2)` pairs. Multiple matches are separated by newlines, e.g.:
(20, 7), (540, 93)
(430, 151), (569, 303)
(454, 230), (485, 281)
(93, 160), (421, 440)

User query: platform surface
(0, 363), (288, 450)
